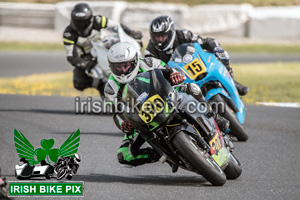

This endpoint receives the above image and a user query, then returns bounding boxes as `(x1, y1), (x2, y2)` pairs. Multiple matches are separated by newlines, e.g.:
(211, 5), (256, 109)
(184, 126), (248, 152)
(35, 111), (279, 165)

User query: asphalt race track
(1, 51), (300, 77)
(0, 94), (300, 199)
(0, 51), (300, 199)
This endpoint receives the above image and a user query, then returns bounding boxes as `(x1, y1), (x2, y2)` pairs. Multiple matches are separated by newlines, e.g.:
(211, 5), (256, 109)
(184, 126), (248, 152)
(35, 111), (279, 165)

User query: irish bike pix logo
(9, 129), (84, 197)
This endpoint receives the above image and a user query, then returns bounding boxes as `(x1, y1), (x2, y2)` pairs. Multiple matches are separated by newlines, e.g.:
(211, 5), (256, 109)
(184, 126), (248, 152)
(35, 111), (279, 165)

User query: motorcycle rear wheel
(172, 131), (226, 186)
(224, 153), (242, 179)
(209, 94), (248, 141)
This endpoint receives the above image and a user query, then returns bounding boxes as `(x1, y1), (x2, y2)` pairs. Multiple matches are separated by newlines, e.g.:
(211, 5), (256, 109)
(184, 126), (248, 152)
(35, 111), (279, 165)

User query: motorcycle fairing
(122, 69), (172, 129)
(168, 43), (245, 125)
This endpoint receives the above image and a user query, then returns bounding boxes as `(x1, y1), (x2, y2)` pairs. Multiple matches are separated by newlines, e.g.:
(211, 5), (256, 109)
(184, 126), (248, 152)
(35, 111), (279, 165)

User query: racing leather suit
(63, 15), (140, 95)
(104, 57), (176, 167)
(145, 29), (249, 96)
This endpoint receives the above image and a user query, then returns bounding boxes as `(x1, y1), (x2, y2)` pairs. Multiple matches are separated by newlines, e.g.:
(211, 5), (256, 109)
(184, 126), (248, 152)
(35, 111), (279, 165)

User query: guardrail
(0, 2), (299, 40)
(0, 3), (54, 29)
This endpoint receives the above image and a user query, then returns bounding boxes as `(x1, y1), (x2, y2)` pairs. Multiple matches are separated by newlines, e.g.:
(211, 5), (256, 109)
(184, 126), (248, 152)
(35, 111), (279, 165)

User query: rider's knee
(117, 152), (125, 164)
(117, 152), (133, 168)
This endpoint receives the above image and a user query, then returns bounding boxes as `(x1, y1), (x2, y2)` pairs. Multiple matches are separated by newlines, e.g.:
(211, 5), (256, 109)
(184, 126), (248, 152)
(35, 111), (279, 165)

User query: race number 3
(139, 95), (165, 123)
(209, 133), (222, 153)
(183, 58), (207, 80)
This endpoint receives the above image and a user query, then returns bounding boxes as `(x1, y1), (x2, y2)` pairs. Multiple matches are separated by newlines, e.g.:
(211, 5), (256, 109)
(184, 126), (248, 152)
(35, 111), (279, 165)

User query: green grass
(0, 62), (299, 104)
(223, 44), (300, 54)
(0, 42), (64, 51)
(1, 0), (300, 7)
(0, 71), (99, 97)
(233, 62), (300, 104)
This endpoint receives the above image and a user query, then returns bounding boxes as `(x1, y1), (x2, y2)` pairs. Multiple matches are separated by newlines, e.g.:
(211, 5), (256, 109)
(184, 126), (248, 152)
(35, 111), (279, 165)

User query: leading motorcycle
(122, 69), (242, 186)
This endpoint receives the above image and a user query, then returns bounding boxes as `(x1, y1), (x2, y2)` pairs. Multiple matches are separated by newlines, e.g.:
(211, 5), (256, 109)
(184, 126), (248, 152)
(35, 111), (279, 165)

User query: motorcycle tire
(172, 131), (226, 186)
(209, 94), (248, 141)
(66, 174), (73, 180)
(56, 168), (67, 180)
(224, 153), (242, 179)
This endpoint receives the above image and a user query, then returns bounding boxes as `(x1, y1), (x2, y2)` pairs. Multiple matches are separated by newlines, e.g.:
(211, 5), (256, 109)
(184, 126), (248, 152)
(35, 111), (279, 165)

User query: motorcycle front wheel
(172, 131), (226, 186)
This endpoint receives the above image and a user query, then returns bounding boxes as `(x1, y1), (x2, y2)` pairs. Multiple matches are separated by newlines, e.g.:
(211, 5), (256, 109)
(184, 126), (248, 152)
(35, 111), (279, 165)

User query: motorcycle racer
(63, 3), (143, 97)
(104, 42), (229, 168)
(145, 15), (249, 96)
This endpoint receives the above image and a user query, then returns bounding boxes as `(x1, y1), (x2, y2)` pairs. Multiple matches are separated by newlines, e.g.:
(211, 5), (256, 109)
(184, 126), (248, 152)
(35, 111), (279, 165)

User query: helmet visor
(110, 56), (137, 76)
(154, 33), (168, 44)
(72, 18), (92, 33)
(151, 30), (174, 50)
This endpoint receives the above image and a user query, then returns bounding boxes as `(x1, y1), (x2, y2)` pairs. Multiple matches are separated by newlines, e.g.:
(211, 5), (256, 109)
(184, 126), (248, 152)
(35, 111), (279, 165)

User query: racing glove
(170, 71), (184, 85)
(85, 58), (97, 72)
(120, 121), (134, 135)
(227, 66), (234, 78)
(131, 31), (143, 40)
(212, 46), (230, 66)
(71, 57), (88, 70)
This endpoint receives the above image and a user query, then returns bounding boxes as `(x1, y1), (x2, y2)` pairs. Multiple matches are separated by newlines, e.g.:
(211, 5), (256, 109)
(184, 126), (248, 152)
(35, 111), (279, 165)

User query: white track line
(258, 102), (300, 108)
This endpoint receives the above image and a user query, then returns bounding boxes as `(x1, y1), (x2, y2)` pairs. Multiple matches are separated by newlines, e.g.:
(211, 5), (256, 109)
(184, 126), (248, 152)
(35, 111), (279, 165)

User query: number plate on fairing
(209, 132), (222, 153)
(182, 58), (207, 80)
(138, 94), (165, 123)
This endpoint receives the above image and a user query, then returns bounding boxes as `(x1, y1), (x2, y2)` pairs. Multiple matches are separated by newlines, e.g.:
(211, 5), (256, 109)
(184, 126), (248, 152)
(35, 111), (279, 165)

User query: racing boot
(225, 64), (249, 96)
(234, 80), (249, 96)
(146, 147), (161, 163)
(214, 113), (230, 132)
(184, 83), (230, 131)
(206, 107), (230, 132)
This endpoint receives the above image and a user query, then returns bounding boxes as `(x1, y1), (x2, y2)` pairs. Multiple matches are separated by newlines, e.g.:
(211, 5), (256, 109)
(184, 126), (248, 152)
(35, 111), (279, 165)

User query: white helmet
(74, 153), (81, 164)
(107, 42), (139, 84)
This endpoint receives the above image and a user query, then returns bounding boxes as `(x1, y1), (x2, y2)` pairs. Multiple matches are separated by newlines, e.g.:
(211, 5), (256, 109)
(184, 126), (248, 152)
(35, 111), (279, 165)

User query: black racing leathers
(63, 15), (139, 93)
(145, 29), (222, 64)
(63, 15), (138, 68)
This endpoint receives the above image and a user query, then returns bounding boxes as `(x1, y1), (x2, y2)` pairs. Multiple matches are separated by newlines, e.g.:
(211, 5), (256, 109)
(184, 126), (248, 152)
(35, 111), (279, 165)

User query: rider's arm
(140, 57), (166, 71)
(140, 57), (179, 83)
(177, 29), (222, 53)
(104, 75), (121, 106)
(198, 36), (231, 69)
(63, 26), (88, 68)
(93, 15), (109, 30)
(120, 24), (143, 39)
(104, 76), (129, 131)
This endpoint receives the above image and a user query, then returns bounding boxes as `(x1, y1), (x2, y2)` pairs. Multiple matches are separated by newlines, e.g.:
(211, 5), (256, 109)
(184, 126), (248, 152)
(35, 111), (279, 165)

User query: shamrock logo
(35, 139), (60, 163)
(14, 129), (80, 165)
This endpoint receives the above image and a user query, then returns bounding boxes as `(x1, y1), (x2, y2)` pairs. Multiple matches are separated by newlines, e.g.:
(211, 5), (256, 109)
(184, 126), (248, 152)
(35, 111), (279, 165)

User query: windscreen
(122, 69), (173, 129)
(170, 43), (195, 62)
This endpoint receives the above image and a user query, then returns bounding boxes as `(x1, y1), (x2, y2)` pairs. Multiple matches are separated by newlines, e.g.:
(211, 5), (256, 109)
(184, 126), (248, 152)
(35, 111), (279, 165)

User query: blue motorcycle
(168, 43), (248, 141)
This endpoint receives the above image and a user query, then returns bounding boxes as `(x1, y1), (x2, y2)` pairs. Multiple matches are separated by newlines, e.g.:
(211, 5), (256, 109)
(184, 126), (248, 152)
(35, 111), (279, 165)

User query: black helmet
(150, 16), (176, 51)
(71, 3), (93, 37)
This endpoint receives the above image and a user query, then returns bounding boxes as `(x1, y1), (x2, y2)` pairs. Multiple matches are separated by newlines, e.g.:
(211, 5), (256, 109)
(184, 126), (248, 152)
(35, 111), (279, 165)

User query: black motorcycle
(121, 69), (242, 186)
(53, 157), (79, 180)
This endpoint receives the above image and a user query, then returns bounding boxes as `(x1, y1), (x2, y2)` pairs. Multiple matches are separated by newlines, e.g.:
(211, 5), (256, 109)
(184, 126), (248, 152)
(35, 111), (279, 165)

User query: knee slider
(187, 83), (202, 96)
(117, 152), (126, 164)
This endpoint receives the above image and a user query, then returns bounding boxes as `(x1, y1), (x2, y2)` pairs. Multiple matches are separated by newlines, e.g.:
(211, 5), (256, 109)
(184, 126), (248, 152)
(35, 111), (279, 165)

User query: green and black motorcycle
(122, 69), (242, 186)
